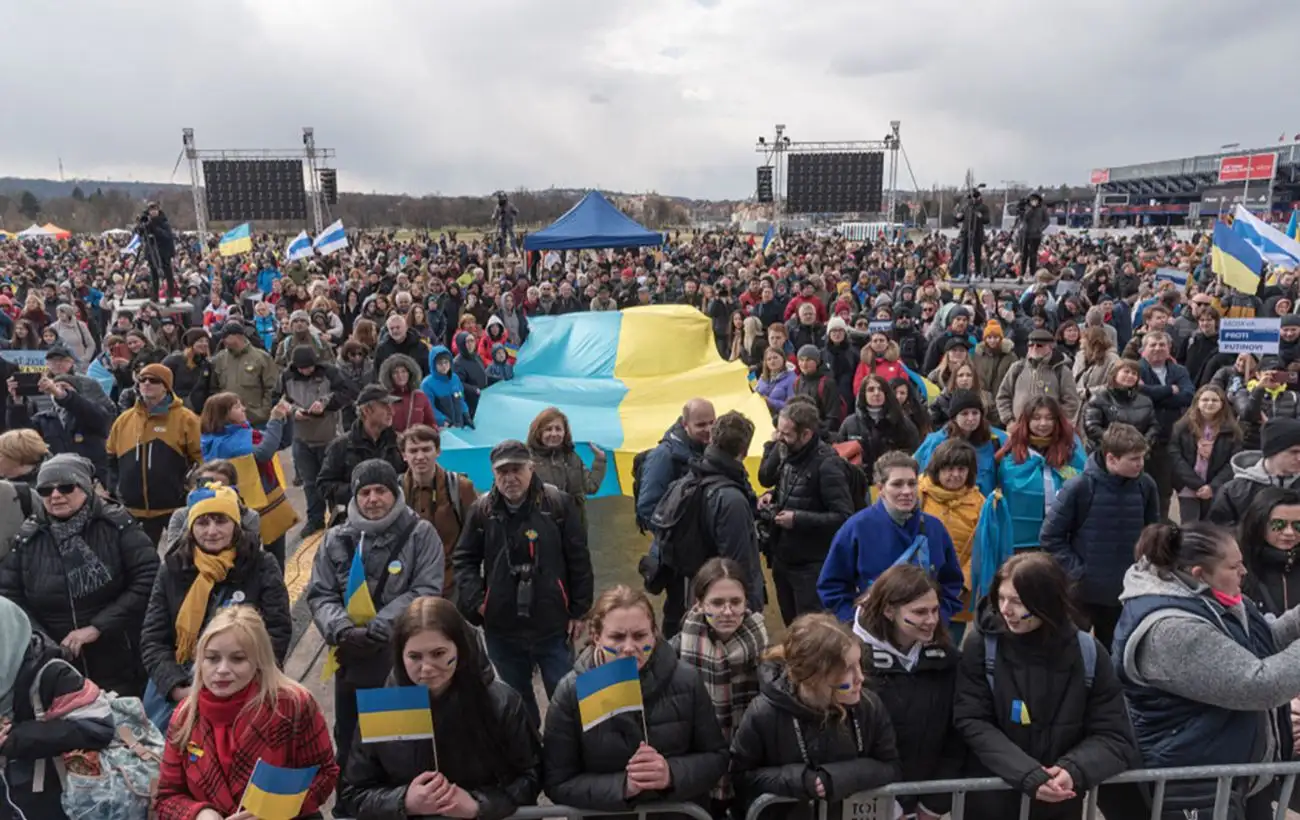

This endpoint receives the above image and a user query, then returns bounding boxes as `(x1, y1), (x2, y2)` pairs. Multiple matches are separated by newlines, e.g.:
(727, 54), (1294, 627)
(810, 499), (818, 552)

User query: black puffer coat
(0, 498), (159, 696)
(730, 661), (900, 820)
(542, 644), (728, 814)
(835, 403), (920, 480)
(344, 670), (542, 820)
(1167, 421), (1242, 495)
(755, 438), (855, 567)
(855, 628), (964, 816)
(139, 532), (291, 698)
(820, 337), (860, 411)
(1082, 386), (1156, 449)
(952, 601), (1139, 820)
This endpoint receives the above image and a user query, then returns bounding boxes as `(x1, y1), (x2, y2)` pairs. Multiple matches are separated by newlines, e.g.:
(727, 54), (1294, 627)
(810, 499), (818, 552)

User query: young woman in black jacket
(953, 553), (1139, 820)
(543, 585), (728, 815)
(1168, 385), (1243, 522)
(139, 484), (290, 731)
(0, 596), (115, 820)
(731, 613), (900, 820)
(837, 374), (920, 480)
(1240, 487), (1300, 616)
(852, 565), (963, 820)
(343, 596), (542, 820)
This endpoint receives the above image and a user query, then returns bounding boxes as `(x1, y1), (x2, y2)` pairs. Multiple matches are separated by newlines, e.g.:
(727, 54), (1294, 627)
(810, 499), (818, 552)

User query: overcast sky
(3, 0), (1297, 199)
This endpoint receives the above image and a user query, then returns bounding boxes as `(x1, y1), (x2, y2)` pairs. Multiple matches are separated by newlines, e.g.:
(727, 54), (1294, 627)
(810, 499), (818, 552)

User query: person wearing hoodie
(497, 292), (531, 348)
(478, 315), (516, 367)
(1238, 356), (1300, 451)
(851, 565), (964, 820)
(52, 302), (94, 369)
(955, 552), (1139, 820)
(421, 345), (473, 429)
(730, 612), (900, 820)
(922, 306), (978, 375)
(379, 352), (436, 433)
(634, 399), (715, 529)
(836, 374), (920, 480)
(1239, 486), (1300, 616)
(453, 329), (488, 417)
(792, 344), (844, 435)
(486, 342), (515, 385)
(0, 596), (115, 820)
(851, 331), (908, 398)
(817, 451), (964, 624)
(1114, 522), (1300, 818)
(342, 597), (542, 820)
(914, 389), (1008, 496)
(1041, 423), (1159, 648)
(1210, 417), (1300, 528)
(972, 320), (1017, 395)
(542, 585), (728, 814)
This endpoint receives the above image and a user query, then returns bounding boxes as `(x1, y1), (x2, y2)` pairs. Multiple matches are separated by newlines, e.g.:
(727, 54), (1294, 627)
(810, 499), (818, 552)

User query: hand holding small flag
(624, 741), (671, 798)
(239, 760), (318, 820)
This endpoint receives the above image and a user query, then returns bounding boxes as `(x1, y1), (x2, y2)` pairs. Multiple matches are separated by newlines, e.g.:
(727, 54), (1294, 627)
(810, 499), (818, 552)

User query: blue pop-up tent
(523, 190), (664, 251)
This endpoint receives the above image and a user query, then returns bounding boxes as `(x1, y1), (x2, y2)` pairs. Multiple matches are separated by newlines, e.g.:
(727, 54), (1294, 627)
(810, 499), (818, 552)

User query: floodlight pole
(182, 128), (208, 246)
(886, 121), (901, 230)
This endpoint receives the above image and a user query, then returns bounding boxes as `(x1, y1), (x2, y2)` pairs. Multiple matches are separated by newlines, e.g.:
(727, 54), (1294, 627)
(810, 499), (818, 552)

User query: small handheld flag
(286, 230), (314, 262)
(357, 685), (435, 743)
(240, 760), (318, 820)
(575, 655), (643, 732)
(313, 219), (349, 256)
(345, 541), (377, 626)
(1287, 209), (1298, 242)
(761, 224), (776, 253)
(121, 234), (140, 256)
(219, 223), (253, 257)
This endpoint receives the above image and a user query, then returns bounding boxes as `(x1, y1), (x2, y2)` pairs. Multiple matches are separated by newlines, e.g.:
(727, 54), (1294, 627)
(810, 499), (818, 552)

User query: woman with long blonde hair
(731, 613), (900, 820)
(154, 606), (338, 820)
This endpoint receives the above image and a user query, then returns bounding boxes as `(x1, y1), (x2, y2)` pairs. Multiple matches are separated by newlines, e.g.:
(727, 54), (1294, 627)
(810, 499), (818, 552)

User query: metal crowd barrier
(507, 801), (714, 820)
(743, 760), (1300, 820)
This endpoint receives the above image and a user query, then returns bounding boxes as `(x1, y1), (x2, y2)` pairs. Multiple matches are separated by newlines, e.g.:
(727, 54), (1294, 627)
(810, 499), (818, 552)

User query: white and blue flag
(1232, 205), (1300, 269)
(312, 219), (349, 256)
(286, 230), (314, 262)
(121, 234), (140, 255)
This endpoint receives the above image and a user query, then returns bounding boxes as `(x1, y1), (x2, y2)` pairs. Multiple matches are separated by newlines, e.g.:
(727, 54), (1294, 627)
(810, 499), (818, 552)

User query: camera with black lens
(512, 564), (535, 618)
(755, 506), (777, 562)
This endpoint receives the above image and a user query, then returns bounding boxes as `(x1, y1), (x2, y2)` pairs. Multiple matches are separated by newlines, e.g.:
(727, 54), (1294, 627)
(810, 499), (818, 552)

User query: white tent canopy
(16, 224), (54, 238)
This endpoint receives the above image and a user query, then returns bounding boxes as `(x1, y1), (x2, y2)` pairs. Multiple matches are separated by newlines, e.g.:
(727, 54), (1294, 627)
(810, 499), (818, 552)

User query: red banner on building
(1089, 168), (1110, 185)
(1218, 153), (1277, 183)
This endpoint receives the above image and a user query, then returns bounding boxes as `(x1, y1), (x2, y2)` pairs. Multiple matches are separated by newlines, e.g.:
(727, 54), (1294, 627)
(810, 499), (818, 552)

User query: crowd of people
(1, 218), (1300, 820)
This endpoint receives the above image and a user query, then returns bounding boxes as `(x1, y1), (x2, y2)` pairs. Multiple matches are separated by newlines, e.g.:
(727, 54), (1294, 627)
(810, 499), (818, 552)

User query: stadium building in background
(1066, 142), (1300, 227)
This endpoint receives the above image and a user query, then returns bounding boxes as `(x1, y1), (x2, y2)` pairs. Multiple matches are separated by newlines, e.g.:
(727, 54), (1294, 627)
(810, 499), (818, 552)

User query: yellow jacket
(106, 394), (202, 517)
(918, 475), (984, 621)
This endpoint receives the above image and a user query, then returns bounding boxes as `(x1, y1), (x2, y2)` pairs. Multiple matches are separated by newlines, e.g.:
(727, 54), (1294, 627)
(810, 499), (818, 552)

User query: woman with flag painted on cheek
(730, 613), (900, 820)
(669, 558), (768, 820)
(153, 606), (338, 820)
(542, 585), (728, 817)
(341, 597), (542, 820)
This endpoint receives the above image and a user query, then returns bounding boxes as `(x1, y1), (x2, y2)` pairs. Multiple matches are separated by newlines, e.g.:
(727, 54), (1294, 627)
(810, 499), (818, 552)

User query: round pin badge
(387, 560), (403, 575)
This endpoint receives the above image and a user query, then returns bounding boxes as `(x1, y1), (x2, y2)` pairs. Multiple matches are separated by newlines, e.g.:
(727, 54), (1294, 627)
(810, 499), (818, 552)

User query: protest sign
(1219, 318), (1280, 355)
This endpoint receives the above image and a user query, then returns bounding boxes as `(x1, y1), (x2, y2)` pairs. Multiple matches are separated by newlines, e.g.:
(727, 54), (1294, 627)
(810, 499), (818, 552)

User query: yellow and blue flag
(219, 223), (253, 257)
(357, 685), (435, 743)
(345, 542), (377, 625)
(761, 224), (776, 254)
(241, 760), (318, 820)
(1011, 699), (1031, 726)
(1287, 209), (1298, 241)
(576, 656), (642, 731)
(1212, 221), (1264, 295)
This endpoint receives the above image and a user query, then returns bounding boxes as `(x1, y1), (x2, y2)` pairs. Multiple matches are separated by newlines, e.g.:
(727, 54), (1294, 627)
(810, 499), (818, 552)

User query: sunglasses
(1268, 519), (1300, 534)
(138, 376), (165, 385)
(36, 483), (79, 497)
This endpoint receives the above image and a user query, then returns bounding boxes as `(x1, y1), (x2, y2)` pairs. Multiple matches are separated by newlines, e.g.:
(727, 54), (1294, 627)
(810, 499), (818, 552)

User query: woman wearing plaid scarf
(670, 558), (768, 818)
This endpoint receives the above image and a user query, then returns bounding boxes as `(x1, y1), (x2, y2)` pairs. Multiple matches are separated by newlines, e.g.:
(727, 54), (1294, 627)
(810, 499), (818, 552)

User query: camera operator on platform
(135, 201), (177, 303)
(951, 188), (990, 278)
(492, 192), (519, 255)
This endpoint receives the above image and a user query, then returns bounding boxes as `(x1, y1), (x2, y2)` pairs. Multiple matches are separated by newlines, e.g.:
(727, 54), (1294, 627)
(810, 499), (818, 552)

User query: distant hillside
(0, 177), (187, 201)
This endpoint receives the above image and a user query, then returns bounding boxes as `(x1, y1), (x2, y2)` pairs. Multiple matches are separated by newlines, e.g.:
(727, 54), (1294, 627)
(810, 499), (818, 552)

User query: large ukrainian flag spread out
(437, 305), (775, 493)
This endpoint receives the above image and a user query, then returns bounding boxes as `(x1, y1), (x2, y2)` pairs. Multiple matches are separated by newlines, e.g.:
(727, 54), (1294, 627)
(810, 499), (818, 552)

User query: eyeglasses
(138, 377), (164, 385)
(1269, 519), (1300, 534)
(36, 484), (78, 497)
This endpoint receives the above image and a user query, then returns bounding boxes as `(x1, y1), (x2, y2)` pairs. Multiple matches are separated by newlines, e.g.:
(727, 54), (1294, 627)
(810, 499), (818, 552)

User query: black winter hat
(291, 345), (318, 369)
(1263, 418), (1300, 459)
(947, 389), (985, 419)
(351, 458), (401, 497)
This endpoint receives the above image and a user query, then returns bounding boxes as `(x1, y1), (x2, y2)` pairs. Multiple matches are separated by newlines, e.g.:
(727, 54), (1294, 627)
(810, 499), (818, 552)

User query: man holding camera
(1015, 192), (1050, 278)
(6, 347), (116, 485)
(135, 202), (177, 302)
(951, 188), (990, 278)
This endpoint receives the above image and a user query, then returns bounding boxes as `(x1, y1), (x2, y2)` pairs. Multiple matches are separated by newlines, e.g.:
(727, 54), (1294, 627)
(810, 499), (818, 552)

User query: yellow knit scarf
(175, 547), (237, 664)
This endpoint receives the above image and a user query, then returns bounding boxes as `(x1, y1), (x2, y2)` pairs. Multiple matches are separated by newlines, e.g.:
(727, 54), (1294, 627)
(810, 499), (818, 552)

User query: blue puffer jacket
(914, 428), (1008, 497)
(421, 345), (471, 428)
(1040, 452), (1160, 605)
(634, 420), (703, 527)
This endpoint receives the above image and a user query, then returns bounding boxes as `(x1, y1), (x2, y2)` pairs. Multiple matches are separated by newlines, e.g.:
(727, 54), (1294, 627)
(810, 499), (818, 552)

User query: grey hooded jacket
(1208, 450), (1300, 528)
